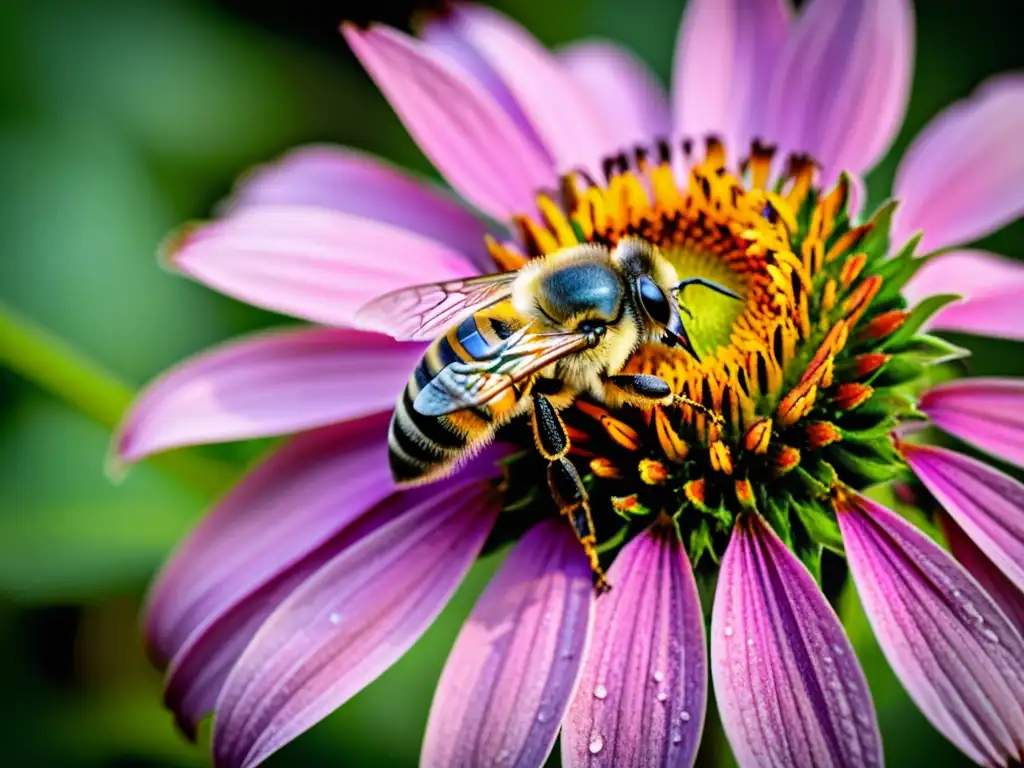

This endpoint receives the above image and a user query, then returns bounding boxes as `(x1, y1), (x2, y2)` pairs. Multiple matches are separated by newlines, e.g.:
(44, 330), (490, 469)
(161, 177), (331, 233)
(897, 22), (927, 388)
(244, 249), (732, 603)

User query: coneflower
(117, 1), (1024, 766)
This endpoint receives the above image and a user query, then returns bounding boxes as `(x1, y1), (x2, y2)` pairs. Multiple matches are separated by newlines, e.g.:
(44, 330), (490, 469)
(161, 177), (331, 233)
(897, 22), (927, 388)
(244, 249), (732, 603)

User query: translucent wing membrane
(356, 272), (518, 341)
(414, 327), (596, 416)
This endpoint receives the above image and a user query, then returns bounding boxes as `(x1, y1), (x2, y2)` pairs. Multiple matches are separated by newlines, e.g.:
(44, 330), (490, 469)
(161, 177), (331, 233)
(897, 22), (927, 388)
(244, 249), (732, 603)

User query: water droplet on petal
(746, 638), (754, 647)
(593, 685), (608, 700)
(724, 625), (734, 637)
(656, 690), (668, 703)
(537, 710), (549, 723)
(589, 734), (604, 755)
(981, 627), (1000, 644)
(495, 749), (509, 764)
(328, 612), (342, 625)
(653, 670), (664, 682)
(679, 710), (691, 722)
(671, 729), (682, 744)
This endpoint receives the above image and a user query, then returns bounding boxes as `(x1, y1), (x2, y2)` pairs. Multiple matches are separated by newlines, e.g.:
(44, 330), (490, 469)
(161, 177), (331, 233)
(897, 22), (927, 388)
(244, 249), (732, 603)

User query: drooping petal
(559, 41), (671, 152)
(422, 519), (593, 768)
(765, 0), (914, 183)
(671, 0), (789, 156)
(438, 6), (614, 174)
(167, 206), (476, 327)
(117, 328), (423, 462)
(837, 492), (1024, 766)
(211, 479), (501, 768)
(144, 416), (394, 667)
(904, 444), (1024, 593)
(893, 75), (1024, 253)
(918, 377), (1024, 468)
(941, 517), (1024, 638)
(562, 524), (707, 768)
(342, 23), (554, 221)
(164, 479), (483, 740)
(711, 513), (881, 768)
(228, 145), (498, 264)
(902, 251), (1024, 342)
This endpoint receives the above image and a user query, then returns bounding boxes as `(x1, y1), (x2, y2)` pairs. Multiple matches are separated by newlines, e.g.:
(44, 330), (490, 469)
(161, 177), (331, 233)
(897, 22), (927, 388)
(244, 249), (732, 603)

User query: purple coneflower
(117, 1), (1024, 766)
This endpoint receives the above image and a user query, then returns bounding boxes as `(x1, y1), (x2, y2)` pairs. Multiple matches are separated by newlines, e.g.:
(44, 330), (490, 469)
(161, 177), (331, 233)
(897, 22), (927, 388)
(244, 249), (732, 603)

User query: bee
(357, 237), (739, 586)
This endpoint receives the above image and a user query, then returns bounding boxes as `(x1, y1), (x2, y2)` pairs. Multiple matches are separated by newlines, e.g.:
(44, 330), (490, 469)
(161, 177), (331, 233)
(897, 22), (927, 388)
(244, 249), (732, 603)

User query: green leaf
(791, 498), (844, 554)
(881, 294), (961, 351)
(890, 333), (971, 367)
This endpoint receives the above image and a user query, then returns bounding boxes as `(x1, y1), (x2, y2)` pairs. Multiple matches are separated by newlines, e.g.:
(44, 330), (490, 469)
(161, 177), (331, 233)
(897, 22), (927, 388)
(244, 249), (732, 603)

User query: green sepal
(857, 199), (898, 265)
(837, 413), (900, 442)
(827, 436), (904, 487)
(792, 456), (839, 498)
(595, 523), (630, 554)
(688, 519), (719, 568)
(867, 233), (925, 305)
(870, 355), (925, 387)
(791, 497), (844, 555)
(881, 294), (961, 351)
(890, 333), (971, 367)
(762, 494), (793, 547)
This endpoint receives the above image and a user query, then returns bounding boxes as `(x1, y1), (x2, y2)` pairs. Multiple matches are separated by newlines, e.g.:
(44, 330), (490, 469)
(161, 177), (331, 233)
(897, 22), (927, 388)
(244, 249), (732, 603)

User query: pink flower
(118, 1), (1024, 766)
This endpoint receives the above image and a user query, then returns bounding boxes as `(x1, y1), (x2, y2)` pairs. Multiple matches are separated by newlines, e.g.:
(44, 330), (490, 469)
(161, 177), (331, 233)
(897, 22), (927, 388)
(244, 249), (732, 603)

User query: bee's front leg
(532, 394), (610, 592)
(604, 374), (724, 424)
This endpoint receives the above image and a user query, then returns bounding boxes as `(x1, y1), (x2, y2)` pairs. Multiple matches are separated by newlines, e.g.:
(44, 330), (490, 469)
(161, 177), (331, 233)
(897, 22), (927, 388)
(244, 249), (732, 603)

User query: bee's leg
(604, 374), (724, 424)
(533, 394), (610, 592)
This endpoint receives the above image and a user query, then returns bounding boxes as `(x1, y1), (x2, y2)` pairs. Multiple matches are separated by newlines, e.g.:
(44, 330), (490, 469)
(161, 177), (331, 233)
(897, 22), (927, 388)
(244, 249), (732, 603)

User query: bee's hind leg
(604, 374), (724, 424)
(533, 394), (610, 593)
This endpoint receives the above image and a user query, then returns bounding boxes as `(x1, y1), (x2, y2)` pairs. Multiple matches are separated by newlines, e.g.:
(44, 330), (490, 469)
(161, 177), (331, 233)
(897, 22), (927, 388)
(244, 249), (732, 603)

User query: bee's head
(608, 237), (698, 355)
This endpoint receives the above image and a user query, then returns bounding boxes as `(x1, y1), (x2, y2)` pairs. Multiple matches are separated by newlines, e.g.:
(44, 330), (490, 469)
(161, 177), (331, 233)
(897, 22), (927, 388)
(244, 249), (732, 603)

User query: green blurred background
(0, 0), (1021, 765)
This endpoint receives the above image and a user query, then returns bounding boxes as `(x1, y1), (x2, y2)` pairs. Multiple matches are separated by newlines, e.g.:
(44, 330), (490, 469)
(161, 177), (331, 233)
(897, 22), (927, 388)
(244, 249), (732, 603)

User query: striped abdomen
(388, 310), (520, 485)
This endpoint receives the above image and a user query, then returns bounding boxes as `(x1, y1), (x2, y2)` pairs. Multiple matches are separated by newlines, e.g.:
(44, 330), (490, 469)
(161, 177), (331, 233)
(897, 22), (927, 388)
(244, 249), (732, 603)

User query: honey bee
(357, 237), (739, 585)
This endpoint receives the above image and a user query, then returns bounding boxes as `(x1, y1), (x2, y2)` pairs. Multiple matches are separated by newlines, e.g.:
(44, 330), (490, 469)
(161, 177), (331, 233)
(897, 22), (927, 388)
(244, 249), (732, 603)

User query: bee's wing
(413, 327), (596, 416)
(355, 272), (519, 341)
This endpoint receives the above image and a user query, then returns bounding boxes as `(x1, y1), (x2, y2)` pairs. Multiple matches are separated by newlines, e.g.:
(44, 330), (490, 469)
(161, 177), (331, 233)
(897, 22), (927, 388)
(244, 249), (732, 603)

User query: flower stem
(0, 302), (236, 496)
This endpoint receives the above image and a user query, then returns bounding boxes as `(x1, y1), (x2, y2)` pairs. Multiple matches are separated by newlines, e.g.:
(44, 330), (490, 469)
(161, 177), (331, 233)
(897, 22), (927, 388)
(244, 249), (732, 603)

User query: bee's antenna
(673, 278), (742, 301)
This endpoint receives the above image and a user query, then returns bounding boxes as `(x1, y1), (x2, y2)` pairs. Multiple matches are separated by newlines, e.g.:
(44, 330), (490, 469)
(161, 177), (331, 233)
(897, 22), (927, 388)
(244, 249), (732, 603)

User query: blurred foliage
(0, 0), (1021, 765)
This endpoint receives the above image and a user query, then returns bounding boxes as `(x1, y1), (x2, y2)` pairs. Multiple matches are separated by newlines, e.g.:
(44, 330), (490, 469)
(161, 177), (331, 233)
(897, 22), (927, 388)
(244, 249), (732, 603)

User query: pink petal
(711, 514), (881, 768)
(211, 478), (501, 768)
(904, 444), (1024, 594)
(837, 492), (1024, 766)
(941, 517), (1024, 638)
(562, 524), (707, 768)
(919, 377), (1024, 468)
(440, 6), (615, 174)
(902, 250), (1024, 342)
(765, 0), (914, 183)
(419, 16), (550, 159)
(228, 145), (497, 264)
(422, 519), (593, 768)
(117, 328), (423, 462)
(672, 0), (789, 157)
(164, 479), (483, 740)
(167, 206), (476, 327)
(144, 416), (394, 667)
(894, 75), (1024, 252)
(342, 23), (554, 221)
(559, 41), (671, 151)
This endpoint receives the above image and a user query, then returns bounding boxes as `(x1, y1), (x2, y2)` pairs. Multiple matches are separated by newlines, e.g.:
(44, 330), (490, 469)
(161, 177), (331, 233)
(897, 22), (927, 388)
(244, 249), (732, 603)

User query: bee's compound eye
(636, 275), (671, 326)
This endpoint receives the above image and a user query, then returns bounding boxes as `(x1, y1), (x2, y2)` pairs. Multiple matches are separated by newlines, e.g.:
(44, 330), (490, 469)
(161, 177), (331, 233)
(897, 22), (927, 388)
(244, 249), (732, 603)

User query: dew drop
(589, 734), (604, 755)
(495, 749), (510, 764)
(328, 612), (342, 625)
(671, 729), (683, 745)
(593, 685), (608, 700)
(746, 638), (755, 648)
(981, 627), (1000, 644)
(653, 670), (665, 682)
(679, 710), (691, 723)
(656, 690), (668, 703)
(537, 710), (549, 723)
(724, 625), (734, 638)
(823, 655), (833, 665)
(831, 643), (845, 656)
